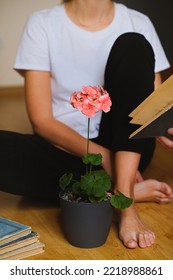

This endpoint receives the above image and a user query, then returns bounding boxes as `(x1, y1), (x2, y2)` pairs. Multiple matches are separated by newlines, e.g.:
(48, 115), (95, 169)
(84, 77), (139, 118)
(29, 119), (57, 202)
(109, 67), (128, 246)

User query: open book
(129, 74), (173, 140)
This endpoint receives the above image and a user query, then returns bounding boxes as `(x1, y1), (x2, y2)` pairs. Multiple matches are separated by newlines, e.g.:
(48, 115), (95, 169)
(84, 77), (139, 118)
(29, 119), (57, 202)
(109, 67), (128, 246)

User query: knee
(105, 32), (155, 84)
(111, 32), (155, 60)
(117, 32), (148, 45)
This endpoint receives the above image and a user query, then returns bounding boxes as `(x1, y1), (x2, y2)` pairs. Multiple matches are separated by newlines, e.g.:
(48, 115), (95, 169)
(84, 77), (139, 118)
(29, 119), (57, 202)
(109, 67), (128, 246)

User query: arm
(24, 70), (113, 172)
(24, 70), (86, 156)
(113, 151), (140, 197)
(154, 72), (162, 89)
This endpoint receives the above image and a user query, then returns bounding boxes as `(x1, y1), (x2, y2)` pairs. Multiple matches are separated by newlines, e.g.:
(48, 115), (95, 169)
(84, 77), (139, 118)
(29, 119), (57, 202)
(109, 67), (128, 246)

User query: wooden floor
(0, 144), (173, 260)
(0, 86), (173, 260)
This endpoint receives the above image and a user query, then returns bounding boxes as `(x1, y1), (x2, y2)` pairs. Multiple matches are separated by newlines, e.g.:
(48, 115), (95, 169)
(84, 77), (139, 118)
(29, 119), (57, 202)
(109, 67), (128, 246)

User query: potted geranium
(59, 86), (133, 248)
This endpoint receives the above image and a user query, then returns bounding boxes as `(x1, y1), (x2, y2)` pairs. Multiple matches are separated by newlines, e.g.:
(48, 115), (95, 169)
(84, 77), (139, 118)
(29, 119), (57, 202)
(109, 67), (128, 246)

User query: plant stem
(87, 118), (90, 154)
(90, 163), (92, 174)
(86, 118), (91, 174)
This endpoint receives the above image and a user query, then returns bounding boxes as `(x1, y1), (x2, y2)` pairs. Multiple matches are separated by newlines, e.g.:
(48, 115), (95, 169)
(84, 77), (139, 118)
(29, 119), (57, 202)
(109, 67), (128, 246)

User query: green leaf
(82, 153), (102, 166)
(72, 181), (81, 195)
(110, 191), (133, 210)
(80, 174), (95, 195)
(92, 177), (105, 197)
(79, 170), (111, 198)
(59, 173), (73, 190)
(92, 170), (111, 196)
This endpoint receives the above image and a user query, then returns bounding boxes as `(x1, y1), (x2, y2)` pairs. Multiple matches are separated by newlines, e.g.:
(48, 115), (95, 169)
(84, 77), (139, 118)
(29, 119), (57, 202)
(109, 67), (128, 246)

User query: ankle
(120, 205), (135, 216)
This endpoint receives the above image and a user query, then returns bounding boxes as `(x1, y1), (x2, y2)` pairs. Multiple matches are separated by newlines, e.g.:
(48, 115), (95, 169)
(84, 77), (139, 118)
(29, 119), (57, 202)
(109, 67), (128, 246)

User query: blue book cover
(0, 217), (31, 245)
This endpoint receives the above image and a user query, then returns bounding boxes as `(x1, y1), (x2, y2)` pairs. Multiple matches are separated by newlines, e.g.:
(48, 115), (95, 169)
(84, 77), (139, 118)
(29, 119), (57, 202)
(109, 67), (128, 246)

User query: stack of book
(0, 217), (45, 260)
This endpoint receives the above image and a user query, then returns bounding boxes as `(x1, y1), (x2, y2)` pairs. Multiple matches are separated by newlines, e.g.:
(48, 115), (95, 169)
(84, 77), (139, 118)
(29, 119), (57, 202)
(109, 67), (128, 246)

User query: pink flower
(70, 86), (112, 118)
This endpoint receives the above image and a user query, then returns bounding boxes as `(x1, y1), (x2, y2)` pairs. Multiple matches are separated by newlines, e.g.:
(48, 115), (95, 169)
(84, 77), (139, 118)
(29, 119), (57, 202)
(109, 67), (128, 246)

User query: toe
(124, 239), (138, 249)
(160, 183), (173, 196)
(156, 196), (173, 204)
(138, 232), (147, 248)
(138, 231), (155, 248)
(144, 231), (155, 247)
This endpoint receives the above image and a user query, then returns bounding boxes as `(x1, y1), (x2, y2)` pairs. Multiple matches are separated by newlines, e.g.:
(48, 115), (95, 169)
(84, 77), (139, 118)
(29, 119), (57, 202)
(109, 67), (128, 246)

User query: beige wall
(0, 0), (61, 87)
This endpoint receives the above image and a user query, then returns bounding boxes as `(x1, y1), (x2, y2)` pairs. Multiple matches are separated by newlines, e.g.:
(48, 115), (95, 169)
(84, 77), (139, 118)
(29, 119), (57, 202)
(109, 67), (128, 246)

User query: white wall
(0, 0), (61, 87)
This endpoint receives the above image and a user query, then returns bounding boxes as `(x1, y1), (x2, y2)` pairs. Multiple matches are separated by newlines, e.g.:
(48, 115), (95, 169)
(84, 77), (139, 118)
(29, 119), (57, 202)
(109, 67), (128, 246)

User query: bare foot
(134, 179), (173, 204)
(119, 205), (155, 249)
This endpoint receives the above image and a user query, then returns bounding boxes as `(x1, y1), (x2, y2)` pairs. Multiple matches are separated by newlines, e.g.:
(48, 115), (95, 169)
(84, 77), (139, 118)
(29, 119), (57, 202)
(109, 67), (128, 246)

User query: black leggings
(0, 33), (156, 199)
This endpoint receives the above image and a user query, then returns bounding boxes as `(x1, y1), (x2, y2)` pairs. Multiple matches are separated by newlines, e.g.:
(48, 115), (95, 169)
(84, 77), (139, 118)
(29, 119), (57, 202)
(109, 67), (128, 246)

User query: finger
(157, 136), (173, 149)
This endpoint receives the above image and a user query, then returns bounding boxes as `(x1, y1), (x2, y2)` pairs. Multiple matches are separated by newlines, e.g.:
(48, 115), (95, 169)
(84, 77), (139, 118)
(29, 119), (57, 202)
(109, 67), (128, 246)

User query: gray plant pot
(59, 193), (113, 248)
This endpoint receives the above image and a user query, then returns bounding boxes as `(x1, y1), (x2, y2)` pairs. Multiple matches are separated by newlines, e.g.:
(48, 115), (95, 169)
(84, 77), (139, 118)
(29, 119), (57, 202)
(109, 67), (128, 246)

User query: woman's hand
(157, 128), (173, 150)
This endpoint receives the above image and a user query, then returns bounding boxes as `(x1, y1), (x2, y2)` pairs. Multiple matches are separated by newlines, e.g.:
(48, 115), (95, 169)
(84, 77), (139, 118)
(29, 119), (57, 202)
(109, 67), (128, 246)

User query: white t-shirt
(14, 3), (170, 139)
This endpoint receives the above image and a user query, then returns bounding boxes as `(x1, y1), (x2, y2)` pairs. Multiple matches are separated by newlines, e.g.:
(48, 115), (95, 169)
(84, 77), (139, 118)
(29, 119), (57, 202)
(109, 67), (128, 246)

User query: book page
(129, 74), (173, 125)
(129, 106), (173, 139)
